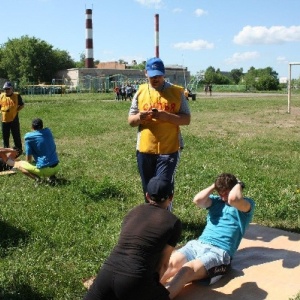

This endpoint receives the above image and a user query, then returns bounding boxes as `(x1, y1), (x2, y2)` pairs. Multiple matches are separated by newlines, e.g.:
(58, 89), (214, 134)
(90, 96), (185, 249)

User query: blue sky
(2, 0), (300, 79)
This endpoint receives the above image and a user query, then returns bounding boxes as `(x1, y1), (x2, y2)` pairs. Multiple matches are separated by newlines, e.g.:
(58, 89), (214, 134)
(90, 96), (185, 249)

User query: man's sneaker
(46, 175), (57, 186)
(34, 177), (43, 187)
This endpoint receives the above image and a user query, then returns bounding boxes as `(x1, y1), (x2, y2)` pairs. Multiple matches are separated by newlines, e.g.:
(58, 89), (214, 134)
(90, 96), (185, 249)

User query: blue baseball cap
(3, 81), (13, 89)
(146, 57), (165, 77)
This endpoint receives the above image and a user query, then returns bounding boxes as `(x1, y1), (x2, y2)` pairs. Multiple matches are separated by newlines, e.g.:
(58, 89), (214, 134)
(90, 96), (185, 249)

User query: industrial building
(54, 9), (190, 93)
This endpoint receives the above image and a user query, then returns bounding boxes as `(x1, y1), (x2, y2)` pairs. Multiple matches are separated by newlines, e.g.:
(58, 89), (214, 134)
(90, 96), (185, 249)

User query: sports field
(1, 92), (299, 299)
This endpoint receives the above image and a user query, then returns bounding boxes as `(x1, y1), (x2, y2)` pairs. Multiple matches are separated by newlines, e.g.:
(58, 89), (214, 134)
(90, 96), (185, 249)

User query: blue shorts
(177, 240), (231, 285)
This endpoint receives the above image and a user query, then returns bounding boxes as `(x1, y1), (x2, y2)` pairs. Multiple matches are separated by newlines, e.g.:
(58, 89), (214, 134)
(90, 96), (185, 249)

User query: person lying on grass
(0, 118), (59, 185)
(0, 147), (18, 171)
(161, 173), (255, 299)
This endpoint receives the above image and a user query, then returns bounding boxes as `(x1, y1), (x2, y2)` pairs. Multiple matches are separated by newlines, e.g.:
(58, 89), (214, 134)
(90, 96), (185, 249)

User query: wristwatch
(237, 181), (245, 189)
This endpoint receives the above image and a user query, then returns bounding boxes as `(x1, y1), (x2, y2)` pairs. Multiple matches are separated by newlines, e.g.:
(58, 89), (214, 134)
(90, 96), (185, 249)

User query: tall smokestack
(85, 8), (94, 68)
(154, 14), (159, 58)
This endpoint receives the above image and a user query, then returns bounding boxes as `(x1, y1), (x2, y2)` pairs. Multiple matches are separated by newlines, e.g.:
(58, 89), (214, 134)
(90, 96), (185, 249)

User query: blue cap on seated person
(3, 81), (13, 89)
(146, 57), (165, 77)
(147, 176), (173, 202)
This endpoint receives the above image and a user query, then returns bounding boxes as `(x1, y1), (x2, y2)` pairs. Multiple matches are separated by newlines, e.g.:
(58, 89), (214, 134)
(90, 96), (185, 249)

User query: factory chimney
(85, 8), (94, 68)
(154, 14), (159, 58)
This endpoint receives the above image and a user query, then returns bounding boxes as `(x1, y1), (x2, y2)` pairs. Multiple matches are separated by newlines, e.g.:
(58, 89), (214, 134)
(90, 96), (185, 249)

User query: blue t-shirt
(199, 195), (255, 257)
(24, 128), (59, 169)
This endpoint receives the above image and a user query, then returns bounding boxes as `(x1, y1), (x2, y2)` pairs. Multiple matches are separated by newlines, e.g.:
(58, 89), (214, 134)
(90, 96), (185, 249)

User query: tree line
(0, 35), (296, 91)
(196, 66), (283, 91)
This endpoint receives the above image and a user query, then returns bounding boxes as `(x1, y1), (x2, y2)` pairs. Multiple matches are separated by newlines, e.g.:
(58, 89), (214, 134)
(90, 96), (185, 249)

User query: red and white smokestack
(155, 14), (159, 58)
(85, 8), (94, 68)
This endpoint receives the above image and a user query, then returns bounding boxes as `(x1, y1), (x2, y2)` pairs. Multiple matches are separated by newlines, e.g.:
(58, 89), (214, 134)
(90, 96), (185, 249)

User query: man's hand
(128, 111), (153, 127)
(139, 111), (154, 124)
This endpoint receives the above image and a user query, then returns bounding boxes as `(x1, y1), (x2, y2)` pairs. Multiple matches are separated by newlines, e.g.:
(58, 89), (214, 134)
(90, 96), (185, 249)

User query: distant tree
(204, 66), (231, 84)
(230, 68), (244, 84)
(130, 61), (146, 70)
(74, 53), (99, 68)
(204, 66), (216, 83)
(244, 67), (280, 91)
(75, 53), (86, 68)
(255, 74), (279, 91)
(52, 48), (75, 72)
(118, 59), (128, 65)
(291, 77), (300, 89)
(0, 49), (6, 78)
(0, 35), (75, 85)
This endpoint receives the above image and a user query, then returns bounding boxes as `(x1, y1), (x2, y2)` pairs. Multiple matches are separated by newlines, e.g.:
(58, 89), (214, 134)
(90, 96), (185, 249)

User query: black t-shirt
(103, 203), (182, 278)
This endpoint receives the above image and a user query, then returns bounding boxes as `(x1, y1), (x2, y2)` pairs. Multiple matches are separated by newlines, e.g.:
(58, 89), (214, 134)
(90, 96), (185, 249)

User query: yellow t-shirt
(137, 83), (183, 154)
(0, 92), (21, 122)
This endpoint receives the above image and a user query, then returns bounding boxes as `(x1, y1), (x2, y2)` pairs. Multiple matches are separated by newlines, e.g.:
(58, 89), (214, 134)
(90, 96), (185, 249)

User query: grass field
(0, 91), (299, 299)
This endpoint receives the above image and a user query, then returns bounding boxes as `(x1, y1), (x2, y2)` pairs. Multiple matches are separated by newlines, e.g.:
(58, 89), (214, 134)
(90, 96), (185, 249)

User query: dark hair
(32, 118), (43, 130)
(214, 173), (238, 193)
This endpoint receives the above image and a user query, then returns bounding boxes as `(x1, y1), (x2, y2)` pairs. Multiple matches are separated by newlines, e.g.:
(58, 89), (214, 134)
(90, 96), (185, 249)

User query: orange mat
(174, 223), (300, 300)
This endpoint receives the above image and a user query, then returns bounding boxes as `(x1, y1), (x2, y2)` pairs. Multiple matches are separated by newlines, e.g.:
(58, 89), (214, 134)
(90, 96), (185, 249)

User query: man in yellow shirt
(128, 57), (191, 209)
(0, 81), (24, 157)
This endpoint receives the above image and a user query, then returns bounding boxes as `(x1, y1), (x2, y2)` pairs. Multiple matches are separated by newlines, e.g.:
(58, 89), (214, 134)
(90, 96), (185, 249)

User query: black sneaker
(46, 175), (57, 186)
(34, 177), (43, 187)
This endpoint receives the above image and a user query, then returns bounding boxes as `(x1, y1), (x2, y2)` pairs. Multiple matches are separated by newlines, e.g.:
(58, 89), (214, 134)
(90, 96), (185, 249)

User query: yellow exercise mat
(174, 223), (300, 300)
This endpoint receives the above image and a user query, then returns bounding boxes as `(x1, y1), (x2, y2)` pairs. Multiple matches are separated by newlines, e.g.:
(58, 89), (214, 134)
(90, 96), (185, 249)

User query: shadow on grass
(53, 177), (71, 186)
(80, 177), (125, 202)
(0, 220), (30, 258)
(36, 177), (71, 187)
(0, 284), (52, 300)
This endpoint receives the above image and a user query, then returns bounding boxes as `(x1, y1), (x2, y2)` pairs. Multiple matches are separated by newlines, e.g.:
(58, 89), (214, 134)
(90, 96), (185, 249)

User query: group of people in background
(204, 83), (213, 96)
(114, 83), (138, 101)
(84, 57), (255, 300)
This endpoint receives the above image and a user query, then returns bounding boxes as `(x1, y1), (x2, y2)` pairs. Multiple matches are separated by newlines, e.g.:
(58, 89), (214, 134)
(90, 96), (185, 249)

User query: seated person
(0, 118), (59, 184)
(161, 173), (255, 299)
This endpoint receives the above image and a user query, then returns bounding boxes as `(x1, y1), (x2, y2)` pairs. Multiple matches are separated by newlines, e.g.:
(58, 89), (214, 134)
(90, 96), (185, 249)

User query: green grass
(1, 92), (299, 299)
